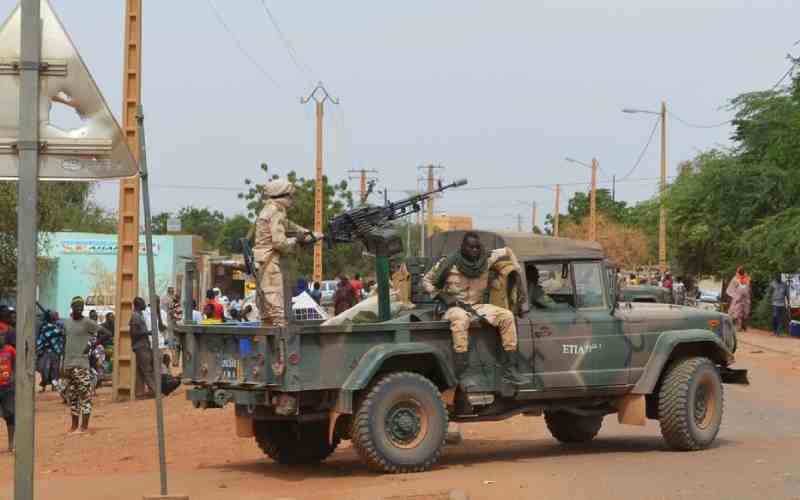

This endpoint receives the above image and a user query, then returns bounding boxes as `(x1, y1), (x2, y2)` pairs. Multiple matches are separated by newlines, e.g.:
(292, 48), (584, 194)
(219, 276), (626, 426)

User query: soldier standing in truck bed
(254, 179), (322, 327)
(422, 231), (530, 386)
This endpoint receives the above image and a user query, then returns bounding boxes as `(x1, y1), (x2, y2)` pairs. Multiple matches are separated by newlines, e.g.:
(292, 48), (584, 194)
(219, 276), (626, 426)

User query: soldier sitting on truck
(422, 231), (531, 386)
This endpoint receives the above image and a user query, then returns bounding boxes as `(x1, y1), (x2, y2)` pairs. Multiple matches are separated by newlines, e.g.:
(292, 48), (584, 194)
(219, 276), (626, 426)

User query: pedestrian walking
(36, 310), (64, 392)
(672, 276), (687, 306)
(767, 273), (790, 336)
(62, 296), (99, 434)
(726, 266), (752, 332)
(350, 274), (364, 303)
(0, 332), (15, 452)
(333, 275), (356, 315)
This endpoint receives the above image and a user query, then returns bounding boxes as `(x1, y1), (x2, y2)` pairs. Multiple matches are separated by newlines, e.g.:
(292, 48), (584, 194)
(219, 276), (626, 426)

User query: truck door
(572, 261), (629, 387)
(527, 262), (581, 389)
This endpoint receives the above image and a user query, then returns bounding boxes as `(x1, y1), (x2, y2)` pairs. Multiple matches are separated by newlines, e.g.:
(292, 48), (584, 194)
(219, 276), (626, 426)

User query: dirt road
(2, 329), (800, 500)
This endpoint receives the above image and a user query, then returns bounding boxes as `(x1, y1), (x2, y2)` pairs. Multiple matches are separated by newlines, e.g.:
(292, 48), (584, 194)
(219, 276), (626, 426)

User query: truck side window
(573, 262), (607, 309)
(529, 262), (574, 308)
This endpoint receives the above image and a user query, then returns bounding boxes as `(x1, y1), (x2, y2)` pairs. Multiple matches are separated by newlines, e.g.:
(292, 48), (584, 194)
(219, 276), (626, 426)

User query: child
(0, 333), (15, 452)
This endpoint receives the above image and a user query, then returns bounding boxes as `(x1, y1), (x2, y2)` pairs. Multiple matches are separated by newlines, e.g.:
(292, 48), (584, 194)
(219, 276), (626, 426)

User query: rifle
(327, 178), (467, 256)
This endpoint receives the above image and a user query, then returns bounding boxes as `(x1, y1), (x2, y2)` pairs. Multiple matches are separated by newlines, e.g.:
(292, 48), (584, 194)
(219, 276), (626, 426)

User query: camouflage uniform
(254, 180), (318, 327)
(422, 247), (522, 354)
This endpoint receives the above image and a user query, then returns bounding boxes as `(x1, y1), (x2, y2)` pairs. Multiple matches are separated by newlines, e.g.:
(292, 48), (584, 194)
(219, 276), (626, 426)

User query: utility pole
(301, 82), (338, 283)
(531, 201), (537, 233)
(348, 168), (378, 205)
(517, 213), (523, 232)
(612, 174), (616, 202)
(659, 101), (667, 273)
(15, 1), (40, 497)
(113, 0), (142, 402)
(418, 164), (444, 244)
(590, 158), (598, 241)
(554, 184), (560, 237)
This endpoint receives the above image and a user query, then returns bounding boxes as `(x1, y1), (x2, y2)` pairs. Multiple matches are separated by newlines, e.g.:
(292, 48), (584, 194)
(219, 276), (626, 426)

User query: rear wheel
(351, 372), (448, 473)
(658, 357), (723, 451)
(254, 420), (339, 465)
(544, 411), (603, 443)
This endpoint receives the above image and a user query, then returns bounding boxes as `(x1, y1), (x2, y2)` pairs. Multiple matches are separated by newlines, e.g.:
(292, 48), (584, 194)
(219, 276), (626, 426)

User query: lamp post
(622, 102), (667, 272)
(565, 157), (598, 241)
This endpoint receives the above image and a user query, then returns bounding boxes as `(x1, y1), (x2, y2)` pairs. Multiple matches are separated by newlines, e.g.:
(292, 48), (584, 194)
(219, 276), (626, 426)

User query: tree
(560, 213), (650, 269)
(151, 212), (170, 234)
(178, 206), (225, 248)
(0, 181), (116, 291)
(216, 215), (252, 254)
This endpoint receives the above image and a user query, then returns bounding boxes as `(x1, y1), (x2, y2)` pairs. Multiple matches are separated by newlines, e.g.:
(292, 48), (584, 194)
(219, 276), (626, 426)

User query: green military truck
(176, 230), (747, 473)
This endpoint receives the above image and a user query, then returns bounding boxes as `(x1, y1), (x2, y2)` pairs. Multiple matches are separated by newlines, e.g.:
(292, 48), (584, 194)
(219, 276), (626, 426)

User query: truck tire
(658, 356), (723, 451)
(351, 371), (448, 473)
(254, 420), (339, 465)
(544, 411), (603, 443)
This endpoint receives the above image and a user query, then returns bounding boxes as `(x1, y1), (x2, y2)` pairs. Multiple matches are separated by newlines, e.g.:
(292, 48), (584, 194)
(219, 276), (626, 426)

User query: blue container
(790, 321), (800, 338)
(239, 338), (252, 355)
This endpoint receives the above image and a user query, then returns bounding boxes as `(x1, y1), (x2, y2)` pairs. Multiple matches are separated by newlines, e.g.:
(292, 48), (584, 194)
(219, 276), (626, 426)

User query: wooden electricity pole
(590, 158), (598, 241)
(554, 184), (560, 237)
(419, 164), (443, 240)
(348, 168), (378, 205)
(302, 82), (338, 283)
(531, 201), (537, 233)
(659, 101), (667, 273)
(113, 0), (142, 402)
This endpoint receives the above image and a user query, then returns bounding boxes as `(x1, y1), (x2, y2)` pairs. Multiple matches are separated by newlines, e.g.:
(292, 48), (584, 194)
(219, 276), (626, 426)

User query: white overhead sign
(0, 0), (138, 180)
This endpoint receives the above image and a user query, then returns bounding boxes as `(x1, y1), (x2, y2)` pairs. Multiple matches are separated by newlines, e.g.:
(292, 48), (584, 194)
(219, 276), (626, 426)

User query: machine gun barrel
(326, 178), (467, 245)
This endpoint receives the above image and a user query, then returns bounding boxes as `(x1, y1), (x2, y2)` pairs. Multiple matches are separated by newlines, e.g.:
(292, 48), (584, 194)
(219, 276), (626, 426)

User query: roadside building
(431, 215), (473, 232)
(36, 232), (203, 315)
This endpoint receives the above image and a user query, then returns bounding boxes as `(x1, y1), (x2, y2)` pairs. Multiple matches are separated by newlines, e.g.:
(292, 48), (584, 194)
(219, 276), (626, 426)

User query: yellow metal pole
(590, 158), (598, 241)
(313, 100), (324, 283)
(426, 165), (434, 239)
(113, 0), (142, 402)
(659, 101), (667, 273)
(554, 184), (560, 237)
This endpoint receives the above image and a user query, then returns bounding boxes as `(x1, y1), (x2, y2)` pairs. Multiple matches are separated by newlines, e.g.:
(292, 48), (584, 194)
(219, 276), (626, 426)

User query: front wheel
(351, 372), (448, 473)
(658, 357), (724, 451)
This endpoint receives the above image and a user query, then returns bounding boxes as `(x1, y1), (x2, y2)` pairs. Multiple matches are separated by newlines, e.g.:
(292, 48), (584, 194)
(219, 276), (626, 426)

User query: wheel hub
(694, 375), (716, 429)
(386, 404), (423, 446)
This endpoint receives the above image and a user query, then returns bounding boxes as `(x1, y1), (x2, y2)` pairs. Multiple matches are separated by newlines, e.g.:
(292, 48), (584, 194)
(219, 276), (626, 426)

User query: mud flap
(235, 414), (254, 438)
(615, 394), (646, 426)
(720, 367), (749, 385)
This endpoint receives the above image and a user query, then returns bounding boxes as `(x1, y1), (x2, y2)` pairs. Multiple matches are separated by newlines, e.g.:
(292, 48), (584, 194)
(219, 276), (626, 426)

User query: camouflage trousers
(444, 304), (517, 353)
(64, 367), (93, 417)
(257, 255), (286, 327)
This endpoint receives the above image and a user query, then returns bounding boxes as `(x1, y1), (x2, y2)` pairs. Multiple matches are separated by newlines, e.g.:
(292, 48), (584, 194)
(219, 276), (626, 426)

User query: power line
(207, 0), (282, 89)
(619, 117), (660, 181)
(256, 0), (317, 84)
(666, 110), (731, 129)
(770, 58), (797, 90)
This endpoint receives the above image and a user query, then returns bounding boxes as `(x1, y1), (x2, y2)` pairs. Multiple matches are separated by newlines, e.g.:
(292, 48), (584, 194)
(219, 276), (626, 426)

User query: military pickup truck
(176, 230), (747, 473)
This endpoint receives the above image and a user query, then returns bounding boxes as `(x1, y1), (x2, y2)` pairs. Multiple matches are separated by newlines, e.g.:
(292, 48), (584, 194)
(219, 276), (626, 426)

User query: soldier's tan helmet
(264, 179), (294, 198)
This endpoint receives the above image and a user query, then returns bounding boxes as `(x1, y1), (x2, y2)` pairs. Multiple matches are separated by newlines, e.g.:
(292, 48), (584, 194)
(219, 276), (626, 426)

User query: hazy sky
(3, 0), (798, 230)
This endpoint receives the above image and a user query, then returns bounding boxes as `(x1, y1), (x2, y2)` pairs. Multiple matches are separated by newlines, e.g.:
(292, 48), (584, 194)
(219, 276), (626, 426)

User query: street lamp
(565, 156), (599, 242)
(622, 102), (667, 273)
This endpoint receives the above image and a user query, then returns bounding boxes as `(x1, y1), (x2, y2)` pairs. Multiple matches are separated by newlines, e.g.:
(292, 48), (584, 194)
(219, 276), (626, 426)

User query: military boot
(501, 349), (532, 386)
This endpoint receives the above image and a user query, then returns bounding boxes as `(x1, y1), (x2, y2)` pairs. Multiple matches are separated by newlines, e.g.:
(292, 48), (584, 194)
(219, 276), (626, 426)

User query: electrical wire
(256, 0), (317, 85)
(618, 117), (660, 181)
(207, 0), (282, 89)
(666, 110), (731, 129)
(770, 59), (797, 90)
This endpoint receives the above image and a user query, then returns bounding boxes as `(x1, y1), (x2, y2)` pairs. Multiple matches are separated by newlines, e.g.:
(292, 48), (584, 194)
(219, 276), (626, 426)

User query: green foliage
(663, 64), (800, 284)
(177, 206), (226, 248)
(0, 181), (115, 291)
(217, 215), (252, 255)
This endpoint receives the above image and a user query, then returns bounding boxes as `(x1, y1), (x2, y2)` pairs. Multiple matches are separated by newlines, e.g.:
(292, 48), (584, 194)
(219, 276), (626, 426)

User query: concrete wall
(36, 232), (198, 315)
